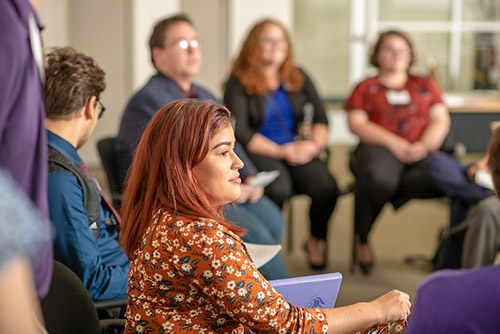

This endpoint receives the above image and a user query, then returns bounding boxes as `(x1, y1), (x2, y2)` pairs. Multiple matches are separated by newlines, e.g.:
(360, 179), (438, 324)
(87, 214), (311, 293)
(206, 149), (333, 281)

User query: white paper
(475, 169), (495, 190)
(250, 170), (280, 188)
(245, 242), (282, 268)
(443, 94), (467, 108)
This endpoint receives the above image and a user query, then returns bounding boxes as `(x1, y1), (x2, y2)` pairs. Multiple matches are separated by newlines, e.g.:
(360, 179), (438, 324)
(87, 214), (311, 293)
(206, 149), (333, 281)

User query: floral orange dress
(124, 208), (328, 333)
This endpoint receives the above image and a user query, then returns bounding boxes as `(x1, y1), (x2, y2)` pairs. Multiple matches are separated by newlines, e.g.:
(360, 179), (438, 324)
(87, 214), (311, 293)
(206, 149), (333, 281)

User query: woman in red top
(119, 99), (410, 333)
(345, 30), (450, 275)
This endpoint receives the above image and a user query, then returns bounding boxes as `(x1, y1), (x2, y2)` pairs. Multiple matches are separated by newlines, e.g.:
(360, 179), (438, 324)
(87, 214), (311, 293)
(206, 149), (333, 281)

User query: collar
(156, 72), (198, 98)
(47, 130), (82, 167)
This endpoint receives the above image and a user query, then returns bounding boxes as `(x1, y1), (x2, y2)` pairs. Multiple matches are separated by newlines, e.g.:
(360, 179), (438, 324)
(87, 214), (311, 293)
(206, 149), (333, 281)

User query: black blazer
(223, 69), (328, 148)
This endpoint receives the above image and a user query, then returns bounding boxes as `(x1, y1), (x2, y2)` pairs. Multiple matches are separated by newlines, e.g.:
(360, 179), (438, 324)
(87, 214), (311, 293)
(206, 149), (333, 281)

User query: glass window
(378, 0), (451, 21)
(462, 1), (500, 21)
(293, 0), (500, 97)
(459, 32), (500, 90)
(406, 32), (450, 90)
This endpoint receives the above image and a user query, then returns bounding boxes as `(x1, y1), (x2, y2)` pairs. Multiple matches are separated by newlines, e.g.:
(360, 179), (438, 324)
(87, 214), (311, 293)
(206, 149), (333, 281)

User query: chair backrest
(97, 137), (122, 208)
(41, 261), (102, 334)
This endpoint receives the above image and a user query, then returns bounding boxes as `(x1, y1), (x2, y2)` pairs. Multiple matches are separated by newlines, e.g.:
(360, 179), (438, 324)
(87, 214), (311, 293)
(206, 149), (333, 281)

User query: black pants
(352, 143), (441, 244)
(249, 154), (339, 240)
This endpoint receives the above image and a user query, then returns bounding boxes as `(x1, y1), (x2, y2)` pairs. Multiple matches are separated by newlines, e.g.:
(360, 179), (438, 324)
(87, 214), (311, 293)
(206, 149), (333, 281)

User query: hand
(282, 141), (320, 166)
(248, 185), (264, 203)
(236, 183), (253, 204)
(387, 138), (412, 164)
(466, 165), (478, 182)
(235, 183), (264, 204)
(467, 156), (490, 182)
(407, 141), (430, 163)
(370, 290), (411, 324)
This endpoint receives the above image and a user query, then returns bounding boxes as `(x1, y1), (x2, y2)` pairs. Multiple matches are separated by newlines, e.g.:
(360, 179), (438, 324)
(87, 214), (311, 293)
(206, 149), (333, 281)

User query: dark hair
(228, 18), (304, 95)
(44, 47), (106, 120)
(488, 125), (500, 193)
(120, 99), (245, 259)
(370, 30), (416, 68)
(149, 13), (193, 68)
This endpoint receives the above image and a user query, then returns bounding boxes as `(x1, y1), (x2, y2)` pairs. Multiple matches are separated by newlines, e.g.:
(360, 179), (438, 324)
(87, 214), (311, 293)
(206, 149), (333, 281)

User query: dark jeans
(423, 153), (490, 269)
(352, 143), (442, 244)
(248, 154), (339, 240)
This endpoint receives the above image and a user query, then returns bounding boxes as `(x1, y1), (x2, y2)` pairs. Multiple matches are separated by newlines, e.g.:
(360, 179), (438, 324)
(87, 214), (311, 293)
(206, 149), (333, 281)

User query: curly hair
(44, 46), (106, 120)
(228, 19), (303, 96)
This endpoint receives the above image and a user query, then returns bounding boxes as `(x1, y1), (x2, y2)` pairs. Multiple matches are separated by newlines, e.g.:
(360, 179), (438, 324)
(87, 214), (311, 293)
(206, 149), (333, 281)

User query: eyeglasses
(259, 37), (288, 46)
(381, 46), (411, 55)
(97, 101), (106, 119)
(165, 39), (200, 50)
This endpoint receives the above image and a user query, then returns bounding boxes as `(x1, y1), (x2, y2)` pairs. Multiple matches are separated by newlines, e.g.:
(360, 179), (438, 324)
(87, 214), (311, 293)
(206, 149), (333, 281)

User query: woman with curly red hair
(224, 19), (339, 270)
(119, 99), (410, 333)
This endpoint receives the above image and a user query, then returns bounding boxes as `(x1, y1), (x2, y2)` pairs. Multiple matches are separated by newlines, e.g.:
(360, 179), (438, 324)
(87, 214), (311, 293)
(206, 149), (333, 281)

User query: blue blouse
(259, 85), (296, 145)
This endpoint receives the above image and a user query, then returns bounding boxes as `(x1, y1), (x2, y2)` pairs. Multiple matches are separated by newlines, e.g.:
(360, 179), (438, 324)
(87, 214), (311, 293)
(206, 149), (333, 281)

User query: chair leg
(350, 223), (356, 273)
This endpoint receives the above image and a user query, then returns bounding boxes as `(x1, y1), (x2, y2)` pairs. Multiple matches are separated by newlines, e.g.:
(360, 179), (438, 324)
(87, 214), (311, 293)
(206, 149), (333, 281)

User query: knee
(266, 179), (293, 207)
(469, 197), (500, 230)
(311, 178), (339, 202)
(356, 169), (398, 195)
(241, 221), (277, 244)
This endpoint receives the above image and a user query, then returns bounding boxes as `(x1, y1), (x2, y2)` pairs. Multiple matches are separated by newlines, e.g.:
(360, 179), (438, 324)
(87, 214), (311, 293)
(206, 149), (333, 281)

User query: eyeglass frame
(381, 46), (411, 55)
(163, 38), (200, 50)
(259, 37), (288, 46)
(97, 101), (106, 119)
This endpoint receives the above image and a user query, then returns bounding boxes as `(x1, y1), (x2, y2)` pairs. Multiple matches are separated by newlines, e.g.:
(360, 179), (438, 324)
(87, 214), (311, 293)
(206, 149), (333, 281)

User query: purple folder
(269, 272), (342, 308)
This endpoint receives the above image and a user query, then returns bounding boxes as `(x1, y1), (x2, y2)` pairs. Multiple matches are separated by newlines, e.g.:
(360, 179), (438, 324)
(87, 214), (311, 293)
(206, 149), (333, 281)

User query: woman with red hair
(224, 19), (338, 270)
(120, 99), (410, 333)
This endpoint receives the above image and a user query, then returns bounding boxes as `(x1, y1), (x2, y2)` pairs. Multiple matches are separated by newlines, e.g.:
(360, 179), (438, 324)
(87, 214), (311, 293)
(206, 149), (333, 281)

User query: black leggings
(248, 154), (339, 240)
(352, 143), (441, 244)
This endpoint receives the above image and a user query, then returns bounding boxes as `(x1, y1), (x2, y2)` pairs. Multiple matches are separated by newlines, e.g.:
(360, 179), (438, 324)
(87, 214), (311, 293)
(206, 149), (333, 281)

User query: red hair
(120, 99), (244, 259)
(228, 19), (304, 95)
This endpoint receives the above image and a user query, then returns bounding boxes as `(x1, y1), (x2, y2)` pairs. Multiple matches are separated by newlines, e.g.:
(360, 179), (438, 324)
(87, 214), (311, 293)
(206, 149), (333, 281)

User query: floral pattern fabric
(358, 319), (407, 334)
(125, 208), (328, 333)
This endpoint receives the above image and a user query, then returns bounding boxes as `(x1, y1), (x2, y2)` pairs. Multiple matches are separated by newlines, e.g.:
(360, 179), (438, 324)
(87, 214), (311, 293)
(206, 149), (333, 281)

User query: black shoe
(351, 237), (374, 275)
(304, 240), (327, 271)
(357, 261), (374, 275)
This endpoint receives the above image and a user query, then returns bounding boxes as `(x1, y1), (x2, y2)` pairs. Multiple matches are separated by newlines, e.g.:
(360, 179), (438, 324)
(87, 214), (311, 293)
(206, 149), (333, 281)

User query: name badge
(386, 90), (411, 105)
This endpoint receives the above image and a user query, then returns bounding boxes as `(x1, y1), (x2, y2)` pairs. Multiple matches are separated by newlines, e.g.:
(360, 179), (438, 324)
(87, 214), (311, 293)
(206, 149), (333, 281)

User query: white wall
(130, 0), (180, 91)
(38, 0), (69, 47)
(181, 0), (227, 98)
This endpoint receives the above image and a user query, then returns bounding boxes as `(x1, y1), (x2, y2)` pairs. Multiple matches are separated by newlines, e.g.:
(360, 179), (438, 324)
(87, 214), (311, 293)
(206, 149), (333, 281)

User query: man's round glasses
(166, 39), (200, 50)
